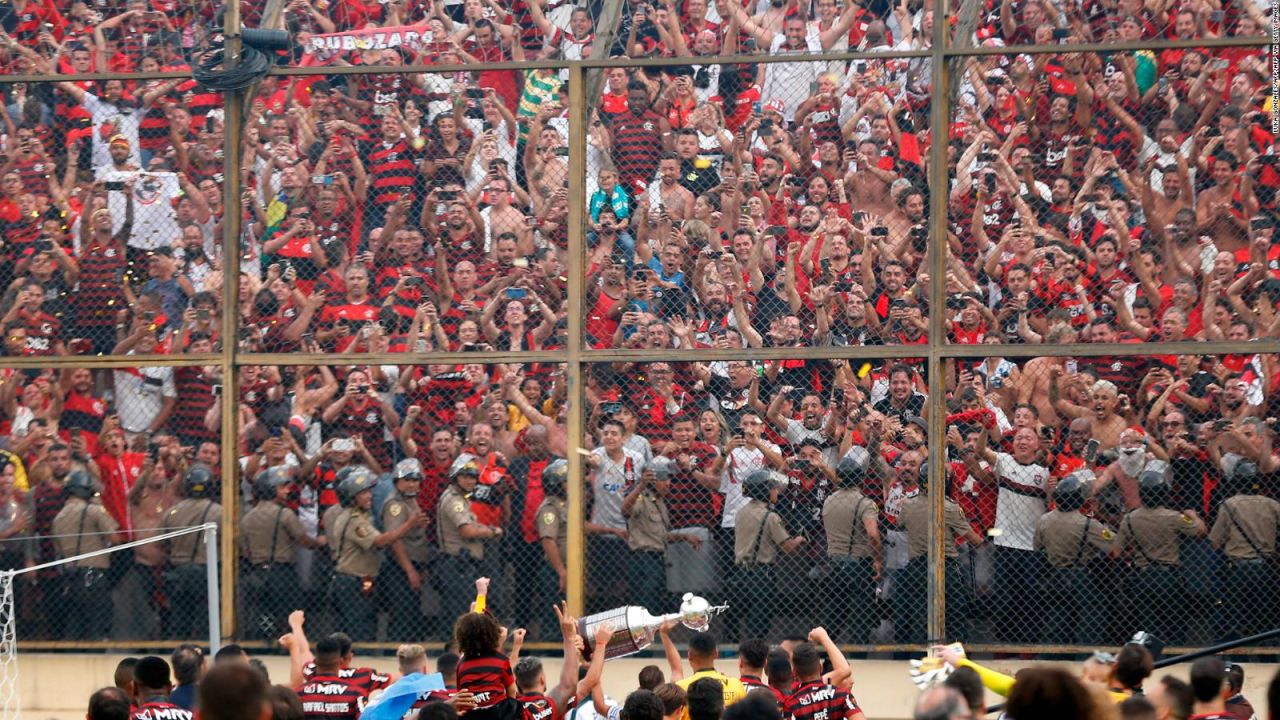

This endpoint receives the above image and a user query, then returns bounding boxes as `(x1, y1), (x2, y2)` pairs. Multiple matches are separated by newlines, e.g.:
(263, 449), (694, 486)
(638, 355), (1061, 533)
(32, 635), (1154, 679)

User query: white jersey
(992, 452), (1051, 551)
(96, 170), (182, 251)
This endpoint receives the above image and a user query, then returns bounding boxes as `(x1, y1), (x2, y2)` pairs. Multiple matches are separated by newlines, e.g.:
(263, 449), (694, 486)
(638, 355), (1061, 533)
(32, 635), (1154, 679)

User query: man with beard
(693, 281), (733, 344)
(1135, 152), (1195, 243)
(866, 260), (911, 325)
(380, 459), (431, 641)
(767, 391), (835, 465)
(885, 188), (927, 252)
(426, 187), (486, 269)
(509, 425), (564, 637)
(650, 153), (695, 222)
(1027, 93), (1087, 184)
(1049, 370), (1133, 450)
(873, 364), (927, 423)
(462, 422), (512, 596)
(976, 424), (1053, 644)
(1092, 427), (1165, 524)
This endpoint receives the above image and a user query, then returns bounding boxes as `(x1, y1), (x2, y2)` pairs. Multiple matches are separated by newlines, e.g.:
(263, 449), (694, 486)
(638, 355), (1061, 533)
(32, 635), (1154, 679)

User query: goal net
(0, 522), (220, 719)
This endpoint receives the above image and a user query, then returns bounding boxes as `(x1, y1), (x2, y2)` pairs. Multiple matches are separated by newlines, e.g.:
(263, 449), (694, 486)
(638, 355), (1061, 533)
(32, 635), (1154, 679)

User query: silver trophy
(577, 593), (729, 661)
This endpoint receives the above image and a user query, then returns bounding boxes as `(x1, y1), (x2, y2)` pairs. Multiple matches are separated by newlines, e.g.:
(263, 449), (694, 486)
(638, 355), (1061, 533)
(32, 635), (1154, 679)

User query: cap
(762, 99), (785, 115)
(906, 415), (928, 433)
(108, 134), (130, 150)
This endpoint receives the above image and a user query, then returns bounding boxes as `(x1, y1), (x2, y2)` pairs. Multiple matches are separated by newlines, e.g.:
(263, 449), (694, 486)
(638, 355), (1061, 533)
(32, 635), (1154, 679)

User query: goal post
(0, 522), (220, 719)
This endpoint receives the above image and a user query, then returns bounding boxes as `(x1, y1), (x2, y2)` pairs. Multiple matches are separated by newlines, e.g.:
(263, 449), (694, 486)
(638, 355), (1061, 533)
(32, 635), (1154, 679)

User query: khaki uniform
(733, 501), (790, 565)
(162, 498), (221, 565)
(437, 485), (483, 559)
(160, 497), (221, 640)
(536, 496), (567, 560)
(1116, 506), (1200, 645)
(240, 501), (307, 565)
(240, 500), (307, 639)
(1210, 495), (1280, 560)
(52, 497), (118, 639)
(1033, 510), (1115, 645)
(625, 490), (670, 553)
(332, 508), (382, 576)
(822, 488), (878, 558)
(321, 504), (345, 537)
(1115, 507), (1199, 567)
(381, 490), (430, 639)
(729, 500), (791, 640)
(1209, 494), (1280, 638)
(898, 494), (973, 644)
(52, 497), (117, 569)
(436, 484), (483, 624)
(382, 491), (430, 564)
(328, 506), (382, 641)
(901, 494), (971, 560)
(821, 488), (879, 644)
(1034, 510), (1114, 568)
(624, 489), (670, 612)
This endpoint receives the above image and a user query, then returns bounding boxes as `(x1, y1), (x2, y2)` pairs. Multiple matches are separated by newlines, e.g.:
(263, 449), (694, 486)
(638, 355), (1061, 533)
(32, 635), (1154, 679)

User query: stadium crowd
(0, 0), (1275, 661)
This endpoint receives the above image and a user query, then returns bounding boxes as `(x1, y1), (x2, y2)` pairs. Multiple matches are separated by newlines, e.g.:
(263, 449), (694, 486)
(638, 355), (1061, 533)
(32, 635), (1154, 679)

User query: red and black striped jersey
(783, 680), (860, 720)
(300, 664), (391, 694)
(172, 367), (216, 441)
(75, 240), (128, 326)
(132, 699), (193, 720)
(741, 675), (786, 705)
(518, 692), (559, 720)
(297, 672), (369, 719)
(457, 652), (515, 708)
(361, 139), (420, 208)
(609, 110), (664, 181)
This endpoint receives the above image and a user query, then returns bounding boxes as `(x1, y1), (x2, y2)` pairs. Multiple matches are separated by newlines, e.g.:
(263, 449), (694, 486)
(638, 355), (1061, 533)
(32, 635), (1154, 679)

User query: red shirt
(457, 652), (514, 708)
(96, 451), (145, 536)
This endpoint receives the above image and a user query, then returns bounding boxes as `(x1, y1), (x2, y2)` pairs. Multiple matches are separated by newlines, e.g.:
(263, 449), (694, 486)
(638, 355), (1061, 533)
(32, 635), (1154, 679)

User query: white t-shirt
(112, 364), (176, 434)
(82, 92), (141, 170)
(97, 170), (182, 251)
(764, 35), (825, 121)
(720, 441), (778, 527)
(992, 452), (1050, 551)
(589, 447), (644, 530)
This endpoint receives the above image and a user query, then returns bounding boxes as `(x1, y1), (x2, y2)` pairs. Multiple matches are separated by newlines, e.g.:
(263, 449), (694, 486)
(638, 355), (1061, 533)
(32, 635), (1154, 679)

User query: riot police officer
(381, 459), (432, 640)
(1208, 460), (1280, 638)
(1033, 470), (1115, 645)
(241, 467), (324, 639)
(436, 454), (504, 624)
(52, 471), (118, 639)
(1112, 470), (1205, 645)
(899, 461), (984, 644)
(328, 466), (425, 641)
(161, 464), (222, 639)
(821, 450), (881, 644)
(534, 459), (568, 607)
(728, 470), (806, 641)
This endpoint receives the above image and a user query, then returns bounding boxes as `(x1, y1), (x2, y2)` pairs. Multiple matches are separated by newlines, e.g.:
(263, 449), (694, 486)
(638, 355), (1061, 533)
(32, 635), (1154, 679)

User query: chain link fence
(0, 0), (1273, 658)
(580, 56), (933, 351)
(942, 351), (1280, 651)
(0, 364), (222, 642)
(231, 361), (570, 646)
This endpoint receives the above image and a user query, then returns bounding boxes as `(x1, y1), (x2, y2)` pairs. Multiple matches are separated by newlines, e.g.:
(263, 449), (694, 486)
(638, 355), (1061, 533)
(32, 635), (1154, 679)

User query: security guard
(1209, 460), (1280, 639)
(1112, 470), (1205, 645)
(622, 456), (677, 614)
(729, 471), (806, 642)
(1033, 470), (1115, 645)
(436, 454), (504, 624)
(52, 471), (118, 640)
(241, 467), (324, 640)
(821, 450), (881, 644)
(328, 466), (425, 641)
(381, 459), (432, 640)
(161, 463), (222, 640)
(899, 461), (984, 644)
(535, 459), (568, 605)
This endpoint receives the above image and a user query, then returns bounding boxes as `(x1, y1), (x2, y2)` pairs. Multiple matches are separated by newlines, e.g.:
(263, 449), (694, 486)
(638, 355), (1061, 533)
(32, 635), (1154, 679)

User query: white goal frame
(0, 522), (220, 719)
